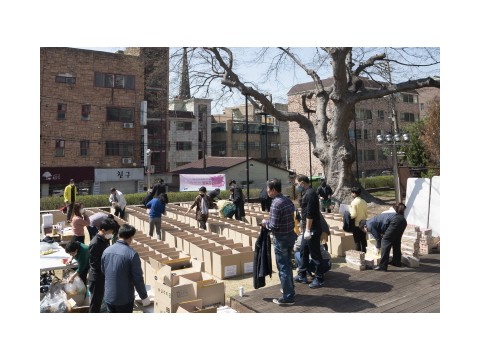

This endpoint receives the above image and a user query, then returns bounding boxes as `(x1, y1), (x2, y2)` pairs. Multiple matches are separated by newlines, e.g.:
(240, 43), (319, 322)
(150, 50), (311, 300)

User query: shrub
(40, 188), (268, 211)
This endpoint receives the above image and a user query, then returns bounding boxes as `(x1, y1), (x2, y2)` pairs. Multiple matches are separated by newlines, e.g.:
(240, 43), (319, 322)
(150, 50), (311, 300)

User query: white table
(40, 244), (77, 272)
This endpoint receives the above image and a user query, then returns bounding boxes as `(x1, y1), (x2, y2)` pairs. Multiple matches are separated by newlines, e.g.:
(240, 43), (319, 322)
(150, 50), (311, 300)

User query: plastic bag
(62, 271), (86, 305)
(40, 241), (61, 253)
(40, 289), (70, 313)
(63, 274), (86, 296)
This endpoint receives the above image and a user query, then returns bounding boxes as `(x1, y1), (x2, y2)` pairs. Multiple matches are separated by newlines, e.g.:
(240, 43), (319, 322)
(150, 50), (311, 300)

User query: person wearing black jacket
(87, 218), (117, 312)
(316, 181), (333, 213)
(229, 180), (245, 221)
(374, 203), (407, 272)
(151, 179), (168, 204)
(295, 175), (327, 289)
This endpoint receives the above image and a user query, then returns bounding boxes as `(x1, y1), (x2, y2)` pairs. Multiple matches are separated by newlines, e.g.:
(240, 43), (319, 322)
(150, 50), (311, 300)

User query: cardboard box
(155, 257), (204, 286)
(232, 246), (255, 274)
(178, 272), (225, 308)
(189, 240), (216, 262)
(329, 231), (355, 257)
(211, 249), (241, 279)
(176, 299), (217, 313)
(149, 242), (173, 253)
(164, 230), (190, 248)
(154, 281), (196, 313)
(182, 235), (206, 255)
(144, 254), (169, 287)
(203, 245), (225, 274)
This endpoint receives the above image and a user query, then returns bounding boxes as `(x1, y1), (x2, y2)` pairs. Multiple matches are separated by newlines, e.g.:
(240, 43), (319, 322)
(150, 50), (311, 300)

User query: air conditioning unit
(122, 157), (133, 164)
(123, 122), (134, 129)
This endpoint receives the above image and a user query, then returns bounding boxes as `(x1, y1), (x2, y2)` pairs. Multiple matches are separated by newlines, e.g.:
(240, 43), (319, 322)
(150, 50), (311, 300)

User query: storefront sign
(40, 167), (94, 184)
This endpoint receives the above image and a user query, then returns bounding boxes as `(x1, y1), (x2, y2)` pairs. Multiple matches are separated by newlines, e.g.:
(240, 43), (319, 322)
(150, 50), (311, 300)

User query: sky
(2, 0), (478, 358)
(78, 46), (320, 113)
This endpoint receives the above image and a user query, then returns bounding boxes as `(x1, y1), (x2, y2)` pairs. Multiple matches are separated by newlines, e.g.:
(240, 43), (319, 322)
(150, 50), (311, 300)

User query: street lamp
(376, 131), (410, 203)
(146, 148), (152, 190)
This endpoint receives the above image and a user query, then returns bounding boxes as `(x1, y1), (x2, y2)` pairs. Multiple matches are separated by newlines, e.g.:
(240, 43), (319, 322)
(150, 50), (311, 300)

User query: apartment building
(210, 103), (285, 167)
(40, 47), (169, 196)
(287, 77), (439, 178)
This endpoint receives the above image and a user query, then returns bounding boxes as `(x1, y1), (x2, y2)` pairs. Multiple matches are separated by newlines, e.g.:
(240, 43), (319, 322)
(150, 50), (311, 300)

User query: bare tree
(421, 97), (440, 166)
(172, 47), (440, 204)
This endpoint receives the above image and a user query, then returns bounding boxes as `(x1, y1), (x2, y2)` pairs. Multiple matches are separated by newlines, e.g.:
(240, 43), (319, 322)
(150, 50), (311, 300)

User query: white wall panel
(429, 176), (440, 237)
(405, 178), (431, 230)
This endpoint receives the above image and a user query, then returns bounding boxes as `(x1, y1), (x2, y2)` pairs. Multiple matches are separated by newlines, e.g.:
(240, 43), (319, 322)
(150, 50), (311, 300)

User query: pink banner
(179, 174), (226, 191)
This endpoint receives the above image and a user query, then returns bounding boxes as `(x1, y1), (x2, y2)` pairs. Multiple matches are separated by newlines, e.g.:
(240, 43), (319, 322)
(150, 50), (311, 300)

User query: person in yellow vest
(350, 186), (368, 252)
(64, 179), (77, 223)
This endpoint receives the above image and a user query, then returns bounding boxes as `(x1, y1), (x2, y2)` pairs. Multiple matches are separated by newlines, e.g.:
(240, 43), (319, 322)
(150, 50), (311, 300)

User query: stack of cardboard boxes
(152, 257), (225, 313)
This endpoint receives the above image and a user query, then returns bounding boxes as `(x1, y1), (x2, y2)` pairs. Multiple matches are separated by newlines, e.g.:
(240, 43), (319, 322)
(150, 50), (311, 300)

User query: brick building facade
(287, 78), (439, 179)
(40, 47), (169, 196)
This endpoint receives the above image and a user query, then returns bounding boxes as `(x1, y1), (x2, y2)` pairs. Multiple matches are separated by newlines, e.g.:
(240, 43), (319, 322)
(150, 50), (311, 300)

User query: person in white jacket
(109, 188), (127, 219)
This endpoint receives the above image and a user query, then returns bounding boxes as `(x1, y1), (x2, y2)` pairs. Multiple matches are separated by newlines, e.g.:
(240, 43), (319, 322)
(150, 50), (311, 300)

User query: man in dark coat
(229, 180), (245, 221)
(374, 203), (408, 271)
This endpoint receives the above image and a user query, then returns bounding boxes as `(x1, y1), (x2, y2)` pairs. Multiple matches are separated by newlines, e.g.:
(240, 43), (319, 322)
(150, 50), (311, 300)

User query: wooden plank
(230, 253), (440, 313)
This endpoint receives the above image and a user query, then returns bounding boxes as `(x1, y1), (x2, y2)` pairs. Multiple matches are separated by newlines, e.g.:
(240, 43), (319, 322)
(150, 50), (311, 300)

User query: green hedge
(364, 175), (394, 189)
(40, 189), (266, 211)
(40, 179), (391, 211)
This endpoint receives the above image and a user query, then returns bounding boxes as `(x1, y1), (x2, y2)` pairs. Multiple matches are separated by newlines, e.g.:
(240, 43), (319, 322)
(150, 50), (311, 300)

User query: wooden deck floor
(230, 253), (440, 313)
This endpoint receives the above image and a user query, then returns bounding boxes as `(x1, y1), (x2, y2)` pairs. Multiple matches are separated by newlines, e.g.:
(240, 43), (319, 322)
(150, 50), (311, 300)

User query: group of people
(261, 175), (331, 306)
(64, 179), (128, 222)
(347, 186), (408, 271)
(184, 179), (247, 230)
(260, 175), (408, 306)
(64, 223), (150, 313)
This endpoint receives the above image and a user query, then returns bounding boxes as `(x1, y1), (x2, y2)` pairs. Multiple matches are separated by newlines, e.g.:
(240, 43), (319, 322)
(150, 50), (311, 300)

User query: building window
(212, 123), (226, 133)
(176, 142), (192, 151)
(176, 121), (193, 131)
(232, 123), (244, 133)
(366, 150), (375, 161)
(401, 112), (416, 122)
(420, 103), (425, 111)
(55, 140), (65, 157)
(81, 105), (91, 121)
(348, 129), (355, 140)
(355, 108), (372, 120)
(377, 110), (385, 120)
(55, 75), (76, 84)
(94, 72), (135, 89)
(80, 140), (89, 156)
(57, 103), (67, 120)
(105, 141), (134, 156)
(106, 107), (134, 122)
(212, 141), (226, 156)
(355, 129), (362, 140)
(402, 93), (417, 103)
(356, 149), (363, 162)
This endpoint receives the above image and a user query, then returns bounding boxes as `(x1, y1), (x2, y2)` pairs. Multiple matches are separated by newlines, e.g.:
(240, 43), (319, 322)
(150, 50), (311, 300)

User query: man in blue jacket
(101, 224), (150, 313)
(146, 194), (166, 240)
